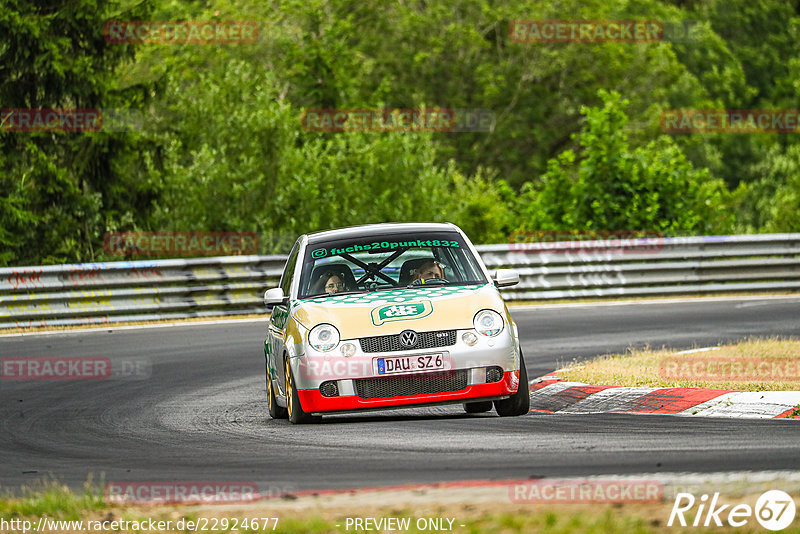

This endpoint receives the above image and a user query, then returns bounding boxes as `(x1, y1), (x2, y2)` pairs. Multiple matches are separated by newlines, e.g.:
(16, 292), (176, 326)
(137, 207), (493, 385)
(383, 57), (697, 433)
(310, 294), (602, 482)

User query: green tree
(0, 0), (157, 266)
(142, 59), (507, 251)
(676, 0), (800, 200)
(7, 0), (799, 266)
(512, 90), (732, 234)
(734, 144), (800, 233)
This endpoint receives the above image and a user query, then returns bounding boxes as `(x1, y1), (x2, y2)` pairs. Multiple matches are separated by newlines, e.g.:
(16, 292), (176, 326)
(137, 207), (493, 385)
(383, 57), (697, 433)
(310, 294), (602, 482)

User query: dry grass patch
(557, 338), (800, 391)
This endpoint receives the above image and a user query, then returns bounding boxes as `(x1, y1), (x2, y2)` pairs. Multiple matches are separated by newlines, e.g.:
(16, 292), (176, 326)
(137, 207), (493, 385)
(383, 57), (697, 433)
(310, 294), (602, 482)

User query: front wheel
(494, 351), (530, 417)
(285, 358), (321, 424)
(266, 361), (287, 420)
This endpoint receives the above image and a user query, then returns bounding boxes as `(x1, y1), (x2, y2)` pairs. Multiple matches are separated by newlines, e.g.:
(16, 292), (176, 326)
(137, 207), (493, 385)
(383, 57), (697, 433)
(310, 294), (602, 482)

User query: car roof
(305, 222), (460, 245)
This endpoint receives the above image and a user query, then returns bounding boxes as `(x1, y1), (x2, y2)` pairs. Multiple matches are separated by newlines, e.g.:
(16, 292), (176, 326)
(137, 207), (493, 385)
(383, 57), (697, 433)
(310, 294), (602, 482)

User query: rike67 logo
(371, 301), (433, 326)
(669, 490), (796, 531)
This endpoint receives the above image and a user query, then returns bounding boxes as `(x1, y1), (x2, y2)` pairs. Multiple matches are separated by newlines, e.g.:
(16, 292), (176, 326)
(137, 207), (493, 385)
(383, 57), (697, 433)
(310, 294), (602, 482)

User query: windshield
(298, 231), (488, 299)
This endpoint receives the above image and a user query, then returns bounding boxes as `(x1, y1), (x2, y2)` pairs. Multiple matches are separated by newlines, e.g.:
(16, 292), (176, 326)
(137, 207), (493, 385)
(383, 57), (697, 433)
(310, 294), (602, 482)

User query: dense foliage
(1, 0), (798, 265)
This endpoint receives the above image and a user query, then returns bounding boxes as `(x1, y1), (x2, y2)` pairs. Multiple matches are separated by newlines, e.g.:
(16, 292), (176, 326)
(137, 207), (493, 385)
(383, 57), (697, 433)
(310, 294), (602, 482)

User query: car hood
(291, 284), (505, 340)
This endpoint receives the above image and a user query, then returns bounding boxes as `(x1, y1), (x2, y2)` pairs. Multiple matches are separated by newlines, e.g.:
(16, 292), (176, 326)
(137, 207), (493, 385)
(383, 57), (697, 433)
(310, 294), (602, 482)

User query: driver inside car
(411, 260), (445, 284)
(313, 272), (346, 294)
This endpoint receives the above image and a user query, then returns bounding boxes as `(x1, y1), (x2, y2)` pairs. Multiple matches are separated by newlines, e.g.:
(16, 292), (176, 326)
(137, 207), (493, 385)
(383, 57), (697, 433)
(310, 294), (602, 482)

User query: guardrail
(0, 256), (285, 329)
(1, 233), (798, 329)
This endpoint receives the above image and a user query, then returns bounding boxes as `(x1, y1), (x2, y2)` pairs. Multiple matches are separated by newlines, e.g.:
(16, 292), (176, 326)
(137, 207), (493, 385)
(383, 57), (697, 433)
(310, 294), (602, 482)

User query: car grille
(359, 330), (456, 353)
(354, 370), (468, 399)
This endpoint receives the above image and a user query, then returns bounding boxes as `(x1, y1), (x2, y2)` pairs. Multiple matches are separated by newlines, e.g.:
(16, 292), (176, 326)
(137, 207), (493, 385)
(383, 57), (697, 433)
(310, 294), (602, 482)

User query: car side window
(279, 243), (300, 297)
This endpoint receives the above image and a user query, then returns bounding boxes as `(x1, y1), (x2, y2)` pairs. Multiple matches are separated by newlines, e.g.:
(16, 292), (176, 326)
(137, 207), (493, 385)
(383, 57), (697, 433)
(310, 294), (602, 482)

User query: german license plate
(376, 354), (444, 375)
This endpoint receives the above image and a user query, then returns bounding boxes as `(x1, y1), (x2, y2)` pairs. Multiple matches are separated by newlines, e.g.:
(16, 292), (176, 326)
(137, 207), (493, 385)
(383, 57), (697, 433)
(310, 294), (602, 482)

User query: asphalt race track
(1, 296), (800, 492)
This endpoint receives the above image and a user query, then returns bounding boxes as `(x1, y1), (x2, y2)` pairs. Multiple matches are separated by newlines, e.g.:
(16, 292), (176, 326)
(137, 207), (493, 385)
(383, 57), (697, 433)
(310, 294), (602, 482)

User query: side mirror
(264, 287), (287, 306)
(493, 269), (519, 288)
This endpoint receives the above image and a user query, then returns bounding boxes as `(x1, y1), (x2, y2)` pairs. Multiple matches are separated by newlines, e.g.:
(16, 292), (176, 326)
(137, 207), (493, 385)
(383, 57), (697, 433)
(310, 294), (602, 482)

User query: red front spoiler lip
(297, 370), (519, 413)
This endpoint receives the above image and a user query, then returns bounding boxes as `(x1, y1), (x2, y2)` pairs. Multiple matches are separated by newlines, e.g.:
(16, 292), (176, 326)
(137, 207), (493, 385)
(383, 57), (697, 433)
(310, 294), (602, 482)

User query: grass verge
(557, 337), (800, 391)
(3, 478), (800, 533)
(0, 478), (105, 520)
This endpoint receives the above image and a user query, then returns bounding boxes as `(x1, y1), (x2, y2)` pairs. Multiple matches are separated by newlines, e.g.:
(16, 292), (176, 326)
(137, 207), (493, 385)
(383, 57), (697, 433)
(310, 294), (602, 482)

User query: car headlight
(309, 323), (340, 352)
(473, 309), (504, 337)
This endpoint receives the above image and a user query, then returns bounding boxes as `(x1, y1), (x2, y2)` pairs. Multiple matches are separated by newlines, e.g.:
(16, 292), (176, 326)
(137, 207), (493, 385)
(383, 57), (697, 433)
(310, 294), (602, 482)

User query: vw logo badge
(399, 329), (418, 349)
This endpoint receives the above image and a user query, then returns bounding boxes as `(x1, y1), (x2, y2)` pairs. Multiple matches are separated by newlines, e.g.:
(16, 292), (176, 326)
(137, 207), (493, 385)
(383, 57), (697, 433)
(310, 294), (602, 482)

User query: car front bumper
(290, 326), (521, 413)
(298, 369), (519, 414)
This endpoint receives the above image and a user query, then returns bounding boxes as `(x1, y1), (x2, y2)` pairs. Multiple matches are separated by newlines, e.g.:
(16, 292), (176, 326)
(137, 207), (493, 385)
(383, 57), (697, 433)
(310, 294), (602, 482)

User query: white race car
(263, 222), (529, 423)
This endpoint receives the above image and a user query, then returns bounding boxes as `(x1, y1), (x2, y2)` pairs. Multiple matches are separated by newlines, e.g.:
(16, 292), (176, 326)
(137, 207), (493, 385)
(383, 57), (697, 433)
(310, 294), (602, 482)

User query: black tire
(494, 351), (530, 417)
(266, 360), (287, 420)
(464, 401), (494, 414)
(285, 358), (322, 424)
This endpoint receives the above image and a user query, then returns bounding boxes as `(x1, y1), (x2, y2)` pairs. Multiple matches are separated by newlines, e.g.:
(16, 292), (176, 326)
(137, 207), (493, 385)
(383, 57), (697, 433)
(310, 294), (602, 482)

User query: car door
(268, 241), (300, 396)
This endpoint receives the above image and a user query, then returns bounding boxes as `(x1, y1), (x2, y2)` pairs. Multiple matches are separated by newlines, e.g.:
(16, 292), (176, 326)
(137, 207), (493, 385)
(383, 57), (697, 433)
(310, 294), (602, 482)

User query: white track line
(674, 347), (721, 355)
(511, 294), (800, 311)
